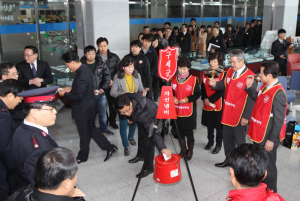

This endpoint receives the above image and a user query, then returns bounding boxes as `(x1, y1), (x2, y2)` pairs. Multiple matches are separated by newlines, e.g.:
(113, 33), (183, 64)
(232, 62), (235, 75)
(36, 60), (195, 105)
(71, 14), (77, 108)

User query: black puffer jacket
(96, 49), (120, 80)
(126, 93), (167, 152)
(80, 55), (111, 95)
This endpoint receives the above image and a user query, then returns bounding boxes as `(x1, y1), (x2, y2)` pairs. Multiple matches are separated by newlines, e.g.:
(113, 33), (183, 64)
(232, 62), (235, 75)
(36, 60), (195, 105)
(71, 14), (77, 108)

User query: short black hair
(212, 26), (219, 31)
(207, 25), (212, 28)
(138, 33), (144, 39)
(22, 103), (44, 116)
(200, 25), (206, 29)
(165, 27), (172, 31)
(173, 26), (179, 31)
(251, 19), (256, 23)
(0, 79), (23, 97)
(143, 26), (149, 30)
(157, 28), (163, 33)
(208, 52), (223, 66)
(142, 34), (154, 42)
(214, 21), (220, 25)
(84, 45), (96, 54)
(177, 57), (191, 69)
(153, 34), (161, 42)
(278, 29), (286, 35)
(130, 40), (142, 48)
(24, 45), (38, 54)
(164, 22), (171, 27)
(181, 24), (188, 28)
(261, 60), (280, 78)
(115, 94), (131, 110)
(34, 147), (78, 190)
(227, 25), (233, 30)
(188, 25), (193, 29)
(0, 63), (15, 80)
(230, 144), (268, 188)
(151, 28), (158, 32)
(61, 51), (79, 63)
(118, 56), (138, 79)
(190, 18), (196, 22)
(96, 37), (109, 46)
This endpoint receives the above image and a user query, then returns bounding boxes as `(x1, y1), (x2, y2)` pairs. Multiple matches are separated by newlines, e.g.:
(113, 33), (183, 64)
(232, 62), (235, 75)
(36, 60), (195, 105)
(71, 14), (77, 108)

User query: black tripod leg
(131, 136), (155, 201)
(174, 120), (198, 201)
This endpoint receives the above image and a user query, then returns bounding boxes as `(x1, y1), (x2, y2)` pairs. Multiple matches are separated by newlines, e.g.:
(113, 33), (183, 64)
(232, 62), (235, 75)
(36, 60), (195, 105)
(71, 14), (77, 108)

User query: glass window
(204, 0), (221, 3)
(129, 3), (147, 42)
(247, 0), (257, 5)
(203, 5), (219, 26)
(257, 6), (263, 19)
(235, 7), (245, 27)
(221, 6), (233, 28)
(168, 4), (183, 18)
(129, 4), (146, 19)
(258, 0), (264, 6)
(222, 0), (234, 4)
(235, 1), (245, 5)
(246, 6), (255, 22)
(148, 0), (166, 31)
(185, 5), (201, 18)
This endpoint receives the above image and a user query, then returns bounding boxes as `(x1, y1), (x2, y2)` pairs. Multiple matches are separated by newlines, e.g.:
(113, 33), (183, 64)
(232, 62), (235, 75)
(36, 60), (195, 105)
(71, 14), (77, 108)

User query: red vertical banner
(156, 86), (177, 119)
(158, 46), (178, 82)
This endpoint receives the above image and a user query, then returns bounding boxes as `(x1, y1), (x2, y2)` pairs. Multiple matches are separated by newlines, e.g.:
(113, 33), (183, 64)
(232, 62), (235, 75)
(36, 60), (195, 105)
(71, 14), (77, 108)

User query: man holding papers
(208, 26), (226, 54)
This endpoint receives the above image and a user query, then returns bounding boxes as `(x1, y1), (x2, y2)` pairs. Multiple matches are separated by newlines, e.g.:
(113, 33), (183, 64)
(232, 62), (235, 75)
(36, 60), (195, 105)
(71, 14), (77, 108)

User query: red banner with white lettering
(156, 86), (177, 119)
(158, 46), (177, 81)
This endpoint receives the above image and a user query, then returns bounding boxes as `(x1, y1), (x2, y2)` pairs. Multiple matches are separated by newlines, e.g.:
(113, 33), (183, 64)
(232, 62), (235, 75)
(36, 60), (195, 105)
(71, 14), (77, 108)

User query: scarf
(204, 66), (224, 78)
(178, 71), (189, 79)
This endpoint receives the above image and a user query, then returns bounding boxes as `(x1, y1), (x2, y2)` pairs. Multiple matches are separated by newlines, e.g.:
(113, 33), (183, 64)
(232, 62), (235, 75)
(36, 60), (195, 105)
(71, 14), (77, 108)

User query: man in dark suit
(16, 46), (53, 90)
(209, 49), (256, 168)
(178, 24), (192, 53)
(271, 29), (293, 76)
(12, 86), (60, 188)
(0, 79), (23, 199)
(58, 51), (117, 164)
(245, 61), (287, 193)
(214, 21), (223, 36)
(243, 23), (253, 48)
(208, 26), (226, 54)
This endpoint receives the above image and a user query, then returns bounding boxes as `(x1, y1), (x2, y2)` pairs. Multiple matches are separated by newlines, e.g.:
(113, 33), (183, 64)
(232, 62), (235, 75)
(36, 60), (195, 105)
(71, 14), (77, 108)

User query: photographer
(115, 93), (172, 178)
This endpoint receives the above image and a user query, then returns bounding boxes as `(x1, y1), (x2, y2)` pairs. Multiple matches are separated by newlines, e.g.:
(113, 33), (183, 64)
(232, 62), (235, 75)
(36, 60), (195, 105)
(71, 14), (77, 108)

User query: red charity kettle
(153, 154), (182, 184)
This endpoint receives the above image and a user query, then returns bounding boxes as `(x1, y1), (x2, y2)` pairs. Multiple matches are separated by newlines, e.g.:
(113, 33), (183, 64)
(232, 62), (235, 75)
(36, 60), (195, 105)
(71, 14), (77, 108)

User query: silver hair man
(229, 49), (245, 62)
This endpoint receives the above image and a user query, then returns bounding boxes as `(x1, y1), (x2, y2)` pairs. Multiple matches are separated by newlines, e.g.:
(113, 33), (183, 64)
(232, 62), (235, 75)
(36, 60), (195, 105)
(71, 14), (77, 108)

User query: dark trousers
(179, 130), (194, 142)
(152, 77), (160, 100)
(207, 127), (223, 147)
(75, 118), (113, 161)
(255, 142), (279, 193)
(223, 122), (247, 162)
(275, 59), (287, 76)
(146, 87), (152, 100)
(0, 161), (8, 200)
(137, 125), (154, 171)
(106, 88), (117, 125)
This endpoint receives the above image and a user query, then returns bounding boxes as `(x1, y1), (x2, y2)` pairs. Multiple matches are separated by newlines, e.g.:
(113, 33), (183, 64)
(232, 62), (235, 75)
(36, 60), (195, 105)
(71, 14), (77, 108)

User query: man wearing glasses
(209, 49), (257, 168)
(0, 79), (23, 199)
(16, 45), (53, 90)
(12, 86), (60, 188)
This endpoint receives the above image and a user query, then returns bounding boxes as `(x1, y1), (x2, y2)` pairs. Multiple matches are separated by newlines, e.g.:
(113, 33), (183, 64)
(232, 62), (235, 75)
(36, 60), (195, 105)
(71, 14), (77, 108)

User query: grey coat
(110, 73), (145, 98)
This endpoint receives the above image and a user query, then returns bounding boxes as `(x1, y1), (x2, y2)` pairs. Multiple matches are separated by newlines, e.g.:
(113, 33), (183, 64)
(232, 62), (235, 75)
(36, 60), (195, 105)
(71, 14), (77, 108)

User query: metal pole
(64, 1), (71, 51)
(34, 0), (42, 60)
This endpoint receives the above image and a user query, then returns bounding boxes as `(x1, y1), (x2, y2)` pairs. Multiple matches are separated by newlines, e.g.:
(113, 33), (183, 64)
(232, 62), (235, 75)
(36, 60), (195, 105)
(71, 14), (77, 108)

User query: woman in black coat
(201, 52), (226, 154)
(224, 25), (236, 48)
(234, 24), (244, 47)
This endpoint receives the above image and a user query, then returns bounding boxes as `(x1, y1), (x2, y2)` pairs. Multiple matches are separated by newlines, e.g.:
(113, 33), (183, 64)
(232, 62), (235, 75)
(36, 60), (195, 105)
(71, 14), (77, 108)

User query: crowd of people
(0, 17), (290, 200)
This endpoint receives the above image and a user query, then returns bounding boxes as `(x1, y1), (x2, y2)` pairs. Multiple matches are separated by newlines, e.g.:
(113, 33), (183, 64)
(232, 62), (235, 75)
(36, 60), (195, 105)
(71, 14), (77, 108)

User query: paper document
(207, 43), (220, 51)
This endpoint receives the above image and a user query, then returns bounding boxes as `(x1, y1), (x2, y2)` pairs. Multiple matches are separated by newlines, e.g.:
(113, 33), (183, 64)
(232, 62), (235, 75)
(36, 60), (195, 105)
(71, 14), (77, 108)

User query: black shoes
(103, 129), (114, 135)
(124, 147), (130, 156)
(104, 145), (118, 162)
(110, 123), (119, 129)
(205, 142), (214, 150)
(215, 160), (230, 168)
(212, 146), (221, 154)
(76, 157), (87, 164)
(136, 169), (154, 178)
(129, 156), (144, 163)
(128, 138), (136, 146)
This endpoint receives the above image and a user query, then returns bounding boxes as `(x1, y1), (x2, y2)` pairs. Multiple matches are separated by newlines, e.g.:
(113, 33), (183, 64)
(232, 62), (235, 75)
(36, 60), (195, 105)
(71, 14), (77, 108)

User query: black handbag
(282, 121), (297, 149)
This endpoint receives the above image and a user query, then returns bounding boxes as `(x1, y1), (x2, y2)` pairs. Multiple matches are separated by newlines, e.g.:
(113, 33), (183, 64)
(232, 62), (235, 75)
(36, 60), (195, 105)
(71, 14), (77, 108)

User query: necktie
(280, 40), (283, 44)
(31, 63), (37, 78)
(233, 71), (237, 79)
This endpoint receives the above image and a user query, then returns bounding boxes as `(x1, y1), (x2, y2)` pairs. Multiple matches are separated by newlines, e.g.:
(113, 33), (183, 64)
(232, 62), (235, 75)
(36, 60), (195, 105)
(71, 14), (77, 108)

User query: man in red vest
(227, 144), (285, 201)
(245, 61), (287, 193)
(209, 49), (256, 168)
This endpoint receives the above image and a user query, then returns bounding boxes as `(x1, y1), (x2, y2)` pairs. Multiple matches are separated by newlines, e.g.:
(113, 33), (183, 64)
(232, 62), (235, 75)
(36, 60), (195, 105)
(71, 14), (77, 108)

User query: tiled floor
(49, 92), (300, 201)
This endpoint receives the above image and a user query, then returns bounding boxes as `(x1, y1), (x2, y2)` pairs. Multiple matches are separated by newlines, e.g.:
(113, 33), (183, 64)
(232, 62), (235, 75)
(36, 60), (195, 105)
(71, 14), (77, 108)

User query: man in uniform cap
(0, 79), (23, 199)
(12, 86), (60, 188)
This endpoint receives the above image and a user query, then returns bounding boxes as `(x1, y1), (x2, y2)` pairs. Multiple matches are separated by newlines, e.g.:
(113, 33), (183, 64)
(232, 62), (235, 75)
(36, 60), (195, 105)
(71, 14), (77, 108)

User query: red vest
(202, 71), (225, 111)
(221, 67), (254, 127)
(247, 83), (287, 143)
(172, 75), (197, 117)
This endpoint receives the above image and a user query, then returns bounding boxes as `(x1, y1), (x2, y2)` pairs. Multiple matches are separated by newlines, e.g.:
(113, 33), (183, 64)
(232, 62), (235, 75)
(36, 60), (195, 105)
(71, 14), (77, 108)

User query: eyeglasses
(229, 61), (240, 65)
(39, 107), (56, 113)
(9, 71), (19, 76)
(23, 54), (34, 58)
(120, 106), (130, 115)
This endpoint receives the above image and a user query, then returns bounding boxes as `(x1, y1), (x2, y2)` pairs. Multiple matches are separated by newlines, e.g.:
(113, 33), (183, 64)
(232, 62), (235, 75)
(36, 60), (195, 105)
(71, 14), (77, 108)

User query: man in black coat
(164, 27), (176, 47)
(243, 23), (253, 48)
(115, 93), (172, 178)
(126, 40), (151, 94)
(208, 27), (226, 54)
(214, 21), (223, 36)
(0, 79), (23, 199)
(250, 22), (258, 46)
(12, 86), (60, 188)
(178, 24), (192, 53)
(141, 34), (159, 101)
(271, 29), (293, 76)
(16, 46), (53, 90)
(58, 51), (117, 164)
(81, 45), (113, 135)
(96, 37), (120, 129)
